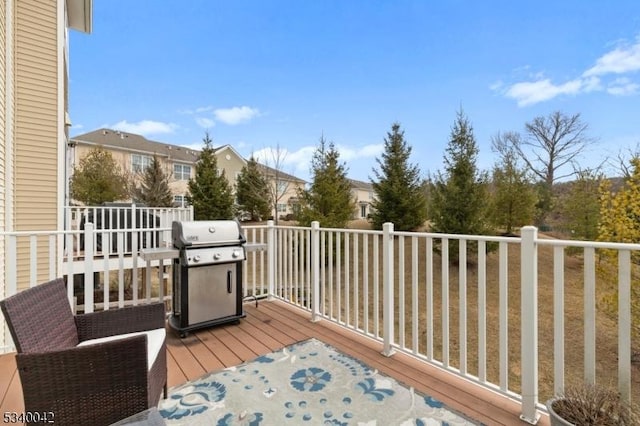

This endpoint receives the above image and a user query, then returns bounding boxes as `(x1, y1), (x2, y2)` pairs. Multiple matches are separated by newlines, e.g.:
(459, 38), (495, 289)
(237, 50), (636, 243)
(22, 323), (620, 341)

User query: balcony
(1, 216), (638, 424)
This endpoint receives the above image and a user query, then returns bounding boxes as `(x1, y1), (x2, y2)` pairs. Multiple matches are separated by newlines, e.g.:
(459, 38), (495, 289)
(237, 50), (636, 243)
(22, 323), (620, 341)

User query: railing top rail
(536, 237), (640, 250)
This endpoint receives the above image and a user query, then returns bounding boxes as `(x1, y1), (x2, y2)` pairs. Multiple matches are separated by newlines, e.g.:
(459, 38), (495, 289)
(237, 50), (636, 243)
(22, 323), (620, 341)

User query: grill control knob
(214, 253), (222, 260)
(193, 255), (201, 263)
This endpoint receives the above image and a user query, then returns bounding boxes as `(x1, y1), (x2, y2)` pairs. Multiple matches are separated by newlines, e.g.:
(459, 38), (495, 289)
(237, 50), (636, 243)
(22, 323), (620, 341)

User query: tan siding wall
(14, 0), (59, 287)
(215, 151), (244, 189)
(1, 0), (7, 298)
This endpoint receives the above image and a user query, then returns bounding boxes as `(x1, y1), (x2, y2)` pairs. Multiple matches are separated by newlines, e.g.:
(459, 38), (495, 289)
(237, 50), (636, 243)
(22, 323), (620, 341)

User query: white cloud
(179, 105), (213, 115)
(499, 35), (640, 106)
(108, 120), (177, 136)
(336, 143), (384, 161)
(504, 78), (583, 107)
(214, 106), (261, 125)
(582, 76), (602, 93)
(195, 117), (215, 128)
(583, 37), (640, 77)
(607, 77), (640, 96)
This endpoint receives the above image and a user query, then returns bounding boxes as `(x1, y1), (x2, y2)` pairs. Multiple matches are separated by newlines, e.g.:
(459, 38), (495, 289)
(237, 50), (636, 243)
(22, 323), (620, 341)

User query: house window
(174, 195), (189, 208)
(131, 154), (152, 173)
(360, 204), (367, 218)
(174, 164), (191, 180)
(277, 203), (287, 213)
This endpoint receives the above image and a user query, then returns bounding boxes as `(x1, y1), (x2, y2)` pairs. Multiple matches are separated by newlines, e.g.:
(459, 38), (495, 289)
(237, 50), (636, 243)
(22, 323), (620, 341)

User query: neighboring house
(69, 129), (307, 218)
(257, 164), (306, 220)
(70, 129), (199, 207)
(1, 0), (92, 290)
(348, 178), (375, 219)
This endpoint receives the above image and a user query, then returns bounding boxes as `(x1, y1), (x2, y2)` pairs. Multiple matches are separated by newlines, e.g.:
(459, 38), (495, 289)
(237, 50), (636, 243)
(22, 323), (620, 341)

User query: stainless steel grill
(169, 220), (246, 337)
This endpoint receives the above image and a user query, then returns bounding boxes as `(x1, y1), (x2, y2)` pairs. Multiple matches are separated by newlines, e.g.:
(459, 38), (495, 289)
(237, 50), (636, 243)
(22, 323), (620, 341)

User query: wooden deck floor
(0, 300), (549, 425)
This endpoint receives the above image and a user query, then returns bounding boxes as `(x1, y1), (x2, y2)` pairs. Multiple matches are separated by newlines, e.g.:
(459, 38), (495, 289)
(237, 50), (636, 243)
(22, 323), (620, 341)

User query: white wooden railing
(268, 222), (638, 424)
(1, 219), (638, 424)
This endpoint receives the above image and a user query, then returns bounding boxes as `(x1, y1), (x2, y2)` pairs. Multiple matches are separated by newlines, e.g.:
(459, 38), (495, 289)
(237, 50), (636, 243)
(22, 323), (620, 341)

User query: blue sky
(69, 1), (640, 182)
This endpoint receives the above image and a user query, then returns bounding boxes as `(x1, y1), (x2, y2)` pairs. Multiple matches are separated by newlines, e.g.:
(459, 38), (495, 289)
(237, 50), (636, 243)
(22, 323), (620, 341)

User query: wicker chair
(0, 278), (167, 426)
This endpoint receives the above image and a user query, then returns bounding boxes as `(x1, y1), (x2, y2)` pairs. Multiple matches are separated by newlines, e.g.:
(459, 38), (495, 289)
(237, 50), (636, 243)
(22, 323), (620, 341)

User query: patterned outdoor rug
(159, 338), (480, 425)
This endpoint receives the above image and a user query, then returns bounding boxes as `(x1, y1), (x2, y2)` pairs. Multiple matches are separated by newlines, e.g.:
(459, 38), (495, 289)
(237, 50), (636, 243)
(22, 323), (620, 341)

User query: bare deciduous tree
(506, 111), (595, 225)
(258, 143), (291, 225)
(517, 111), (594, 186)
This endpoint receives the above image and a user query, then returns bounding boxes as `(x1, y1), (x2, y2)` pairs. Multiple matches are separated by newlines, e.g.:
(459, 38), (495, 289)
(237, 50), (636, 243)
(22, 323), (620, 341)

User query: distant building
(348, 178), (375, 219)
(69, 129), (306, 219)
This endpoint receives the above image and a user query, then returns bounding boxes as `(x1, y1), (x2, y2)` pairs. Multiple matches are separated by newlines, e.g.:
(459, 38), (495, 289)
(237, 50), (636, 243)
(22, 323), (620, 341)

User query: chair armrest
(76, 302), (166, 341)
(17, 335), (150, 425)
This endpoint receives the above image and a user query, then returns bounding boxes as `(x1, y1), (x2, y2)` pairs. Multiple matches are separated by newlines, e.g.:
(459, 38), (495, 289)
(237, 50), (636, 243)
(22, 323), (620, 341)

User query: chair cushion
(77, 328), (166, 371)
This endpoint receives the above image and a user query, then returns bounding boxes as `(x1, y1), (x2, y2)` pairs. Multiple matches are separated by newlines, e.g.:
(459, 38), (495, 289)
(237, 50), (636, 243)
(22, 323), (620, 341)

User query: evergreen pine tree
(370, 123), (427, 231)
(430, 110), (491, 237)
(236, 156), (272, 221)
(133, 155), (174, 207)
(186, 132), (235, 220)
(70, 146), (130, 205)
(560, 168), (601, 240)
(489, 148), (536, 234)
(297, 137), (354, 228)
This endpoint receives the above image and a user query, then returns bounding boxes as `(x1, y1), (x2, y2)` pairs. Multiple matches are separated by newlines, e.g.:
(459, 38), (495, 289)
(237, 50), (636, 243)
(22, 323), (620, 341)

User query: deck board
(0, 300), (549, 425)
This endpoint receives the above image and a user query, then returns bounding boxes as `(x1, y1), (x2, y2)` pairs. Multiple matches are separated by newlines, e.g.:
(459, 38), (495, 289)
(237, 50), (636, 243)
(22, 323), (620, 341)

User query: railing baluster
(499, 241), (509, 391)
(345, 232), (350, 326)
(382, 222), (395, 356)
(28, 235), (38, 287)
(336, 231), (342, 324)
(363, 233), (369, 335)
(459, 239), (467, 375)
(329, 231), (334, 319)
(84, 223), (94, 313)
(412, 236), (418, 354)
(442, 237), (449, 367)
(584, 247), (596, 384)
(426, 237), (433, 360)
(104, 231), (111, 310)
(373, 233), (379, 337)
(553, 246), (565, 396)
(618, 249), (631, 403)
(399, 235), (405, 349)
(354, 233), (359, 330)
(49, 235), (56, 281)
(478, 240), (486, 382)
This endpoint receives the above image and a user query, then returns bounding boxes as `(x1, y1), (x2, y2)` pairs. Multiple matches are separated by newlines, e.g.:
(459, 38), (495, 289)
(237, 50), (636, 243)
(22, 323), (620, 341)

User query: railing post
(311, 221), (320, 322)
(84, 222), (95, 313)
(267, 220), (276, 300)
(520, 226), (540, 424)
(382, 222), (395, 357)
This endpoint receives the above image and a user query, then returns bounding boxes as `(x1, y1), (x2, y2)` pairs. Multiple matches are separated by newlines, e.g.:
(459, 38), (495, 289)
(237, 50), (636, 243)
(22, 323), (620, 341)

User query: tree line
(70, 109), (639, 246)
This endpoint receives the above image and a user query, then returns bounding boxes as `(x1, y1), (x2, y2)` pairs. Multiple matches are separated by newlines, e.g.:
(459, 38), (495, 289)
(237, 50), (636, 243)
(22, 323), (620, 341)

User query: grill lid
(172, 220), (246, 248)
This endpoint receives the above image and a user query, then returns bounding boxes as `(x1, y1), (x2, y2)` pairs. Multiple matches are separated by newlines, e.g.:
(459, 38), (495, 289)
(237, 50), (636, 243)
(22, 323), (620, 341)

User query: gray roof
(348, 178), (373, 191)
(71, 128), (200, 164)
(256, 163), (306, 183)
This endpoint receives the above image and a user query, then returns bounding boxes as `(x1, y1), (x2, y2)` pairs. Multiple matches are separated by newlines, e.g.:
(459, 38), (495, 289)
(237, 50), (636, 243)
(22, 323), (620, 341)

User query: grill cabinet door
(187, 264), (237, 325)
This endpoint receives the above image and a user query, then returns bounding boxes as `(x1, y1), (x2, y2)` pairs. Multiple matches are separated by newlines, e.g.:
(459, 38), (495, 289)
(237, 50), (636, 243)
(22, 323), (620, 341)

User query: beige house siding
(14, 0), (59, 287)
(0, 0), (7, 299)
(214, 145), (246, 191)
(15, 0), (58, 231)
(348, 179), (374, 219)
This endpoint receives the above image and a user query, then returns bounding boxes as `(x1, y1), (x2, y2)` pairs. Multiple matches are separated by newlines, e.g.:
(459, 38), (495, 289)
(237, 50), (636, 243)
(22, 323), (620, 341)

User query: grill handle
(227, 270), (232, 293)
